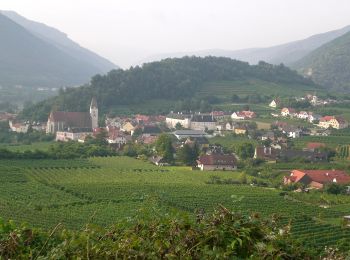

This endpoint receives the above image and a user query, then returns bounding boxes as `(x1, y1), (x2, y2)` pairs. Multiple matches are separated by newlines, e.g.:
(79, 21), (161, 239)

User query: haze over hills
(293, 31), (350, 91)
(140, 25), (350, 66)
(0, 11), (117, 89)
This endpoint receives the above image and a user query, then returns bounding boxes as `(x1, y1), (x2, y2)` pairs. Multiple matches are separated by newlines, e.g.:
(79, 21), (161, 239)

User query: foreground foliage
(0, 204), (316, 259)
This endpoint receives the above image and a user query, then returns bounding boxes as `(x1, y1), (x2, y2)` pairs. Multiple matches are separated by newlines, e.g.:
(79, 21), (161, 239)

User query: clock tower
(90, 97), (98, 129)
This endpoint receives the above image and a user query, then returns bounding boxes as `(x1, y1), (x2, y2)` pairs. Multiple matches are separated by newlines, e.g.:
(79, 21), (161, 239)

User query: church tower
(90, 97), (98, 129)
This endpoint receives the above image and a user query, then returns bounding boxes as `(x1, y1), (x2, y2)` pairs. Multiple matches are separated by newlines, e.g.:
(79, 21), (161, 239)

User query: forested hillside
(294, 31), (350, 91)
(21, 56), (316, 120)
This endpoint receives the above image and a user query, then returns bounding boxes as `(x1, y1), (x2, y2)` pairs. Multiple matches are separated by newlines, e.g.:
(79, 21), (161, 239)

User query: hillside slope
(293, 31), (350, 91)
(140, 25), (350, 66)
(21, 56), (317, 120)
(1, 10), (117, 73)
(0, 12), (115, 88)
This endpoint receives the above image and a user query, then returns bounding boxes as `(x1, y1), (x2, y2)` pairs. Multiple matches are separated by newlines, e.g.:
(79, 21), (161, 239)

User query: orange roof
(290, 170), (350, 185)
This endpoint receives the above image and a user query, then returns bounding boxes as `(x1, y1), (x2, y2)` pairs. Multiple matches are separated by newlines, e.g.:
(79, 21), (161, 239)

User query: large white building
(166, 113), (216, 131)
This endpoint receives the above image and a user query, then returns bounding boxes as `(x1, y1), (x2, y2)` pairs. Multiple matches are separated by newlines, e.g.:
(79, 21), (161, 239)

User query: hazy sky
(2, 0), (350, 68)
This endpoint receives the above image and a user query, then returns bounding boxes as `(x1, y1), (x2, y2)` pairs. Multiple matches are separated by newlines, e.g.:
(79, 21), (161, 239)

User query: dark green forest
(21, 56), (316, 120)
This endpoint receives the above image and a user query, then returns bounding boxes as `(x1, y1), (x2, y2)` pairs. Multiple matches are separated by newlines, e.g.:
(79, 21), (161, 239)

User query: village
(2, 93), (350, 191)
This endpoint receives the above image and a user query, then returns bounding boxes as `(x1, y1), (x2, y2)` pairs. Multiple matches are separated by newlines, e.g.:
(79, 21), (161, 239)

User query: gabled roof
(49, 111), (91, 128)
(290, 170), (350, 185)
(191, 114), (216, 122)
(197, 154), (236, 166)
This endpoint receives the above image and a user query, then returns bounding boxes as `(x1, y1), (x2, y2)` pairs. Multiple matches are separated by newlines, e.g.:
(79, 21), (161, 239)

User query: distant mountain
(293, 31), (350, 91)
(0, 11), (117, 88)
(140, 25), (350, 66)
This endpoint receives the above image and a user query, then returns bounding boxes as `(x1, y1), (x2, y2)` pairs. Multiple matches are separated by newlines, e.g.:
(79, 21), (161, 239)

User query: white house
(269, 99), (280, 108)
(281, 108), (296, 117)
(297, 111), (309, 120)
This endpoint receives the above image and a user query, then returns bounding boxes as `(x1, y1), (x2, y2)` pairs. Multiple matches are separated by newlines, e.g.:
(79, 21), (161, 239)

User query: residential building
(190, 114), (217, 131)
(284, 170), (350, 189)
(234, 127), (247, 135)
(165, 113), (191, 128)
(281, 107), (296, 117)
(231, 111), (256, 120)
(197, 154), (237, 171)
(9, 121), (30, 133)
(269, 99), (280, 108)
(254, 146), (279, 163)
(319, 116), (348, 129)
(56, 128), (92, 142)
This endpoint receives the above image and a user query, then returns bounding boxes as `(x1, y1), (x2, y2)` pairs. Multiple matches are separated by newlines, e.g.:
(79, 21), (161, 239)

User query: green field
(1, 156), (350, 251)
(0, 141), (53, 151)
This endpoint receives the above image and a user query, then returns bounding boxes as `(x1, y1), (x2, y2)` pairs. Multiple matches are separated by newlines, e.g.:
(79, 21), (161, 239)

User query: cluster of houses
(278, 107), (348, 129)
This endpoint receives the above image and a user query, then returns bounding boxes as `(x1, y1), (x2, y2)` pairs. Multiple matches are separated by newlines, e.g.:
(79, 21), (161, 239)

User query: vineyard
(0, 156), (350, 251)
(337, 145), (350, 160)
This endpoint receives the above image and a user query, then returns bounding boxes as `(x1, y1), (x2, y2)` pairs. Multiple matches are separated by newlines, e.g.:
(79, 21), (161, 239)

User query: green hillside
(294, 31), (350, 91)
(21, 56), (317, 120)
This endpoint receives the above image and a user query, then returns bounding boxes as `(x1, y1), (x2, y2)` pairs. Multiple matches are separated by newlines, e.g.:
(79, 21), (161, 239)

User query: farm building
(197, 154), (237, 171)
(284, 170), (350, 189)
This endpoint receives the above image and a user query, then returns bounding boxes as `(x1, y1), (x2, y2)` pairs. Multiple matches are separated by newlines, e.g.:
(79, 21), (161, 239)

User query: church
(46, 98), (98, 134)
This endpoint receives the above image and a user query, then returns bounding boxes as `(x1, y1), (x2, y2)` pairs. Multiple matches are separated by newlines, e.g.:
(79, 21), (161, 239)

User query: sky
(2, 0), (350, 68)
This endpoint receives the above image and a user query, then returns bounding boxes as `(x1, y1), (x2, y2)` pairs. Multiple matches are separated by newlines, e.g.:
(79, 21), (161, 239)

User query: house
(56, 128), (93, 142)
(281, 107), (296, 117)
(297, 111), (309, 120)
(269, 99), (280, 108)
(231, 111), (256, 120)
(121, 122), (137, 134)
(319, 116), (348, 129)
(9, 121), (30, 133)
(254, 146), (279, 163)
(166, 113), (191, 129)
(107, 129), (131, 146)
(225, 122), (237, 131)
(281, 126), (302, 138)
(150, 156), (170, 166)
(196, 154), (237, 171)
(261, 131), (275, 141)
(174, 130), (207, 140)
(234, 127), (247, 135)
(137, 135), (158, 145)
(308, 112), (321, 123)
(46, 98), (98, 134)
(190, 114), (217, 131)
(211, 111), (226, 120)
(284, 169), (350, 189)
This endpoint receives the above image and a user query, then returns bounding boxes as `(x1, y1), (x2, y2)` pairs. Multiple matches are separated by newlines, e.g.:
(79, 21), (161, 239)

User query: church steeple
(90, 97), (98, 129)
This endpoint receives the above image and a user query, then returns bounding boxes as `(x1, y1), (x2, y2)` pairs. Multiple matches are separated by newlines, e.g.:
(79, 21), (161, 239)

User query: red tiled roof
(197, 154), (236, 166)
(291, 170), (350, 185)
(306, 142), (326, 150)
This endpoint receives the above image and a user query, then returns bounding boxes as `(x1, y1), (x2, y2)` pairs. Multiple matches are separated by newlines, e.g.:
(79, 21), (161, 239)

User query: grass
(0, 142), (53, 152)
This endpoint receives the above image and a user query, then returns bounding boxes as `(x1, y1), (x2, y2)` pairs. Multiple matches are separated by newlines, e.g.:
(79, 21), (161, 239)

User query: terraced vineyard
(0, 156), (349, 251)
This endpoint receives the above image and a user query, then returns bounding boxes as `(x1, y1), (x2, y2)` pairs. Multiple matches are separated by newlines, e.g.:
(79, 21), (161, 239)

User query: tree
(176, 144), (199, 166)
(155, 134), (174, 163)
(175, 122), (184, 130)
(236, 143), (254, 160)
